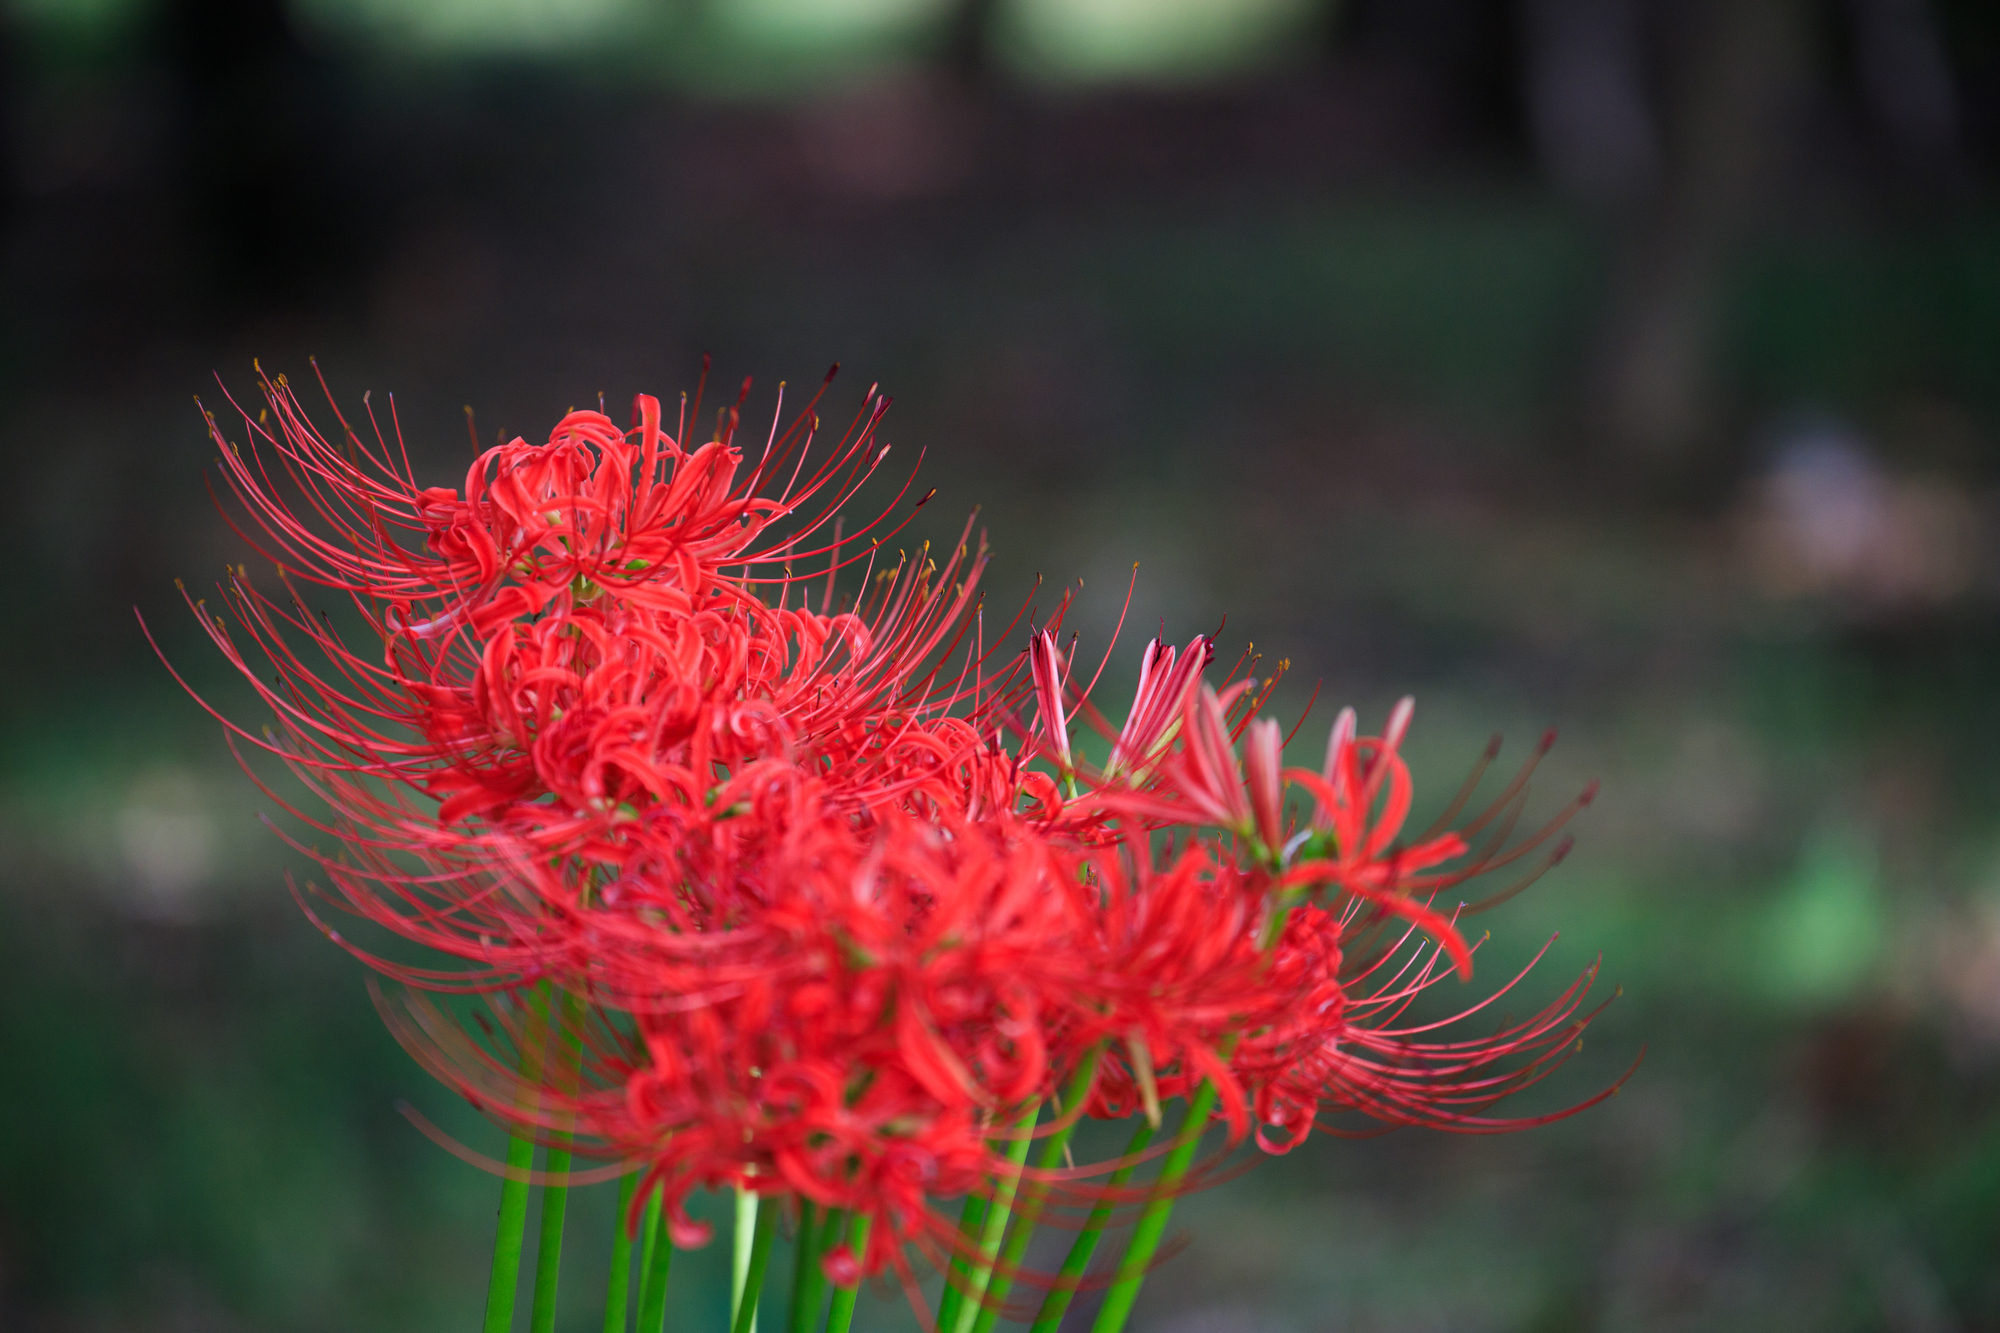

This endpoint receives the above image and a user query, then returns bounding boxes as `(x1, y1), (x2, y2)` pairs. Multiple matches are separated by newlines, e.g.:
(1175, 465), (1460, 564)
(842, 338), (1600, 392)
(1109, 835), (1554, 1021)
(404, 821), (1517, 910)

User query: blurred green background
(4, 0), (2000, 1328)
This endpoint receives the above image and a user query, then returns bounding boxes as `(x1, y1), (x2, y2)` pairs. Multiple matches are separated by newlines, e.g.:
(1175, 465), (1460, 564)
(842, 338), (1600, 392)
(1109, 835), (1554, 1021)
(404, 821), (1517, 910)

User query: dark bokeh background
(5, 0), (2000, 1328)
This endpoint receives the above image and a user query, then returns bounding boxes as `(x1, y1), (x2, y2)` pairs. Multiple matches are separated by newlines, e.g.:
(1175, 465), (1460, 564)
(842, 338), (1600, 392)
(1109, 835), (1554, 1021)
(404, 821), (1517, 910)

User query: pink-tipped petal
(1109, 634), (1213, 777)
(1030, 629), (1072, 768)
(1315, 706), (1357, 833)
(1245, 717), (1285, 853)
(1381, 696), (1415, 760)
(1185, 682), (1251, 828)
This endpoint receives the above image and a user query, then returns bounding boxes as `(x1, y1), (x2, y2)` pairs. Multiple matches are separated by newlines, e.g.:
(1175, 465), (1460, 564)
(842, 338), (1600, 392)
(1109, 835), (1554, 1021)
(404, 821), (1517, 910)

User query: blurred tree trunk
(941, 0), (1005, 86)
(1522, 0), (1660, 204)
(1846, 0), (1963, 182)
(1593, 0), (1810, 462)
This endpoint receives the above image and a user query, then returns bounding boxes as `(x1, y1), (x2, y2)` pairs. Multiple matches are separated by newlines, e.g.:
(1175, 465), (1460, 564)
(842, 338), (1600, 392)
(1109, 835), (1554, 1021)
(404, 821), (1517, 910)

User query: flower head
(168, 361), (1628, 1310)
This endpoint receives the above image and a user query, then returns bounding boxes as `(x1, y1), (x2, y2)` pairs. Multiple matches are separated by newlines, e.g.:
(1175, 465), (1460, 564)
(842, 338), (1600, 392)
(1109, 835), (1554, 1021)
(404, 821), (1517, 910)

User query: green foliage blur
(3, 0), (1999, 1330)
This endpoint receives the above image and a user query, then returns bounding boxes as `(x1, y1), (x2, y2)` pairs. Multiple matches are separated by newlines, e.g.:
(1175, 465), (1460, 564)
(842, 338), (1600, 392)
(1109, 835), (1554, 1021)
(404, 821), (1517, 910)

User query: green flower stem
(948, 1102), (1043, 1333)
(528, 1142), (572, 1333)
(485, 987), (559, 1333)
(732, 1189), (761, 1333)
(789, 1202), (820, 1333)
(933, 1190), (988, 1332)
(483, 1134), (538, 1333)
(634, 1187), (660, 1304)
(529, 990), (586, 1333)
(634, 1189), (671, 1333)
(823, 1213), (873, 1333)
(731, 1195), (779, 1333)
(1026, 1117), (1157, 1333)
(793, 1207), (844, 1333)
(968, 1051), (1103, 1333)
(1087, 1080), (1221, 1333)
(601, 1172), (640, 1333)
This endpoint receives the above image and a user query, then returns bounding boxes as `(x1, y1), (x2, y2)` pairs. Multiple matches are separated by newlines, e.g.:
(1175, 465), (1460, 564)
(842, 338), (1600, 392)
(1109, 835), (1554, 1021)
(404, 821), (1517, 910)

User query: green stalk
(968, 1052), (1102, 1333)
(634, 1189), (670, 1333)
(601, 1172), (640, 1333)
(933, 1191), (988, 1333)
(789, 1202), (820, 1333)
(486, 988), (559, 1333)
(823, 1213), (873, 1333)
(731, 1189), (762, 1333)
(1027, 1117), (1157, 1333)
(636, 1231), (675, 1333)
(817, 1205), (846, 1254)
(483, 1134), (538, 1333)
(948, 1103), (1041, 1333)
(793, 1207), (844, 1333)
(528, 1142), (572, 1333)
(730, 1195), (779, 1333)
(529, 990), (586, 1333)
(1087, 1081), (1220, 1333)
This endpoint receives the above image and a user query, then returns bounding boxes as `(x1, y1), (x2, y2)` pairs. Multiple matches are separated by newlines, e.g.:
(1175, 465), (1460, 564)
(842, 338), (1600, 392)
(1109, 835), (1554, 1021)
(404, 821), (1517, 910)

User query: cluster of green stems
(480, 1005), (1217, 1333)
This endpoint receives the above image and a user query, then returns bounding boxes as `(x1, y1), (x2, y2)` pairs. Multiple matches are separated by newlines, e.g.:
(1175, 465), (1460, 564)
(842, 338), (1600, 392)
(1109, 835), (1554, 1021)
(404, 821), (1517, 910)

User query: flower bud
(1029, 629), (1072, 770)
(1182, 683), (1251, 829)
(1314, 706), (1357, 834)
(821, 1244), (864, 1287)
(1245, 717), (1285, 855)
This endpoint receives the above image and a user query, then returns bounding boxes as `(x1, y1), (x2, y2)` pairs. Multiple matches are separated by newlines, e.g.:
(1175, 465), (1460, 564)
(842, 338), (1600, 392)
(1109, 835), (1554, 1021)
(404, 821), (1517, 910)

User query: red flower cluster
(160, 363), (1623, 1301)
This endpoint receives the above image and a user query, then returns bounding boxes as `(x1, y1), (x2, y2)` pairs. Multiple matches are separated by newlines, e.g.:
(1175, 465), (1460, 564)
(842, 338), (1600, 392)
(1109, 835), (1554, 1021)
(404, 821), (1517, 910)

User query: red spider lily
(372, 800), (1108, 1278)
(1102, 635), (1213, 780)
(161, 364), (984, 837)
(153, 369), (1034, 951)
(1285, 709), (1596, 916)
(329, 650), (1607, 1201)
(167, 363), (1631, 1329)
(1027, 629), (1073, 773)
(1017, 628), (1219, 797)
(1175, 683), (1256, 830)
(1062, 835), (1290, 1143)
(1242, 901), (1626, 1152)
(212, 363), (896, 633)
(1070, 681), (1461, 927)
(1062, 686), (1615, 1143)
(1243, 718), (1286, 856)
